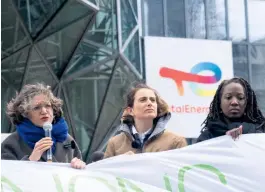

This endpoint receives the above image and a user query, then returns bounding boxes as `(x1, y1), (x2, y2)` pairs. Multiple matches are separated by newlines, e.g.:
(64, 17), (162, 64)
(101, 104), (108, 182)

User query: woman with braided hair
(197, 77), (265, 143)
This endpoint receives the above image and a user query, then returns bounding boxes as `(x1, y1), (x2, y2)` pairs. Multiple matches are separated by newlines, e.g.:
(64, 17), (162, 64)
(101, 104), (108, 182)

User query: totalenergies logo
(159, 62), (222, 96)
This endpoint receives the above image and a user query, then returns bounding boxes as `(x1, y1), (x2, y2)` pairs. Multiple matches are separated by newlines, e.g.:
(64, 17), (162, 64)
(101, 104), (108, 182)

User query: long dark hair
(202, 77), (265, 131)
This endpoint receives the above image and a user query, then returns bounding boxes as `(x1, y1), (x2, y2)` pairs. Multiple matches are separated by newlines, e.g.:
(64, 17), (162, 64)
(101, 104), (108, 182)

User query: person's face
(129, 88), (158, 120)
(28, 94), (54, 127)
(220, 82), (247, 119)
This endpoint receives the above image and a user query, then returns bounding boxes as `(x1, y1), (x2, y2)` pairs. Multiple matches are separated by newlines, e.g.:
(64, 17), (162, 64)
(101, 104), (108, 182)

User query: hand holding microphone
(29, 137), (53, 161)
(29, 122), (86, 169)
(29, 122), (53, 162)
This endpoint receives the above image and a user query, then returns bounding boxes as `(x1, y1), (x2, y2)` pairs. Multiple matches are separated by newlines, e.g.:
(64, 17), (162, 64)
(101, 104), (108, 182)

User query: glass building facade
(142, 0), (265, 115)
(1, 0), (265, 161)
(1, 0), (143, 162)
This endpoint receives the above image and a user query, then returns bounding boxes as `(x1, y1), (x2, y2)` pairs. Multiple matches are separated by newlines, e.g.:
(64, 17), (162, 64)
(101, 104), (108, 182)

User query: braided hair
(202, 77), (265, 131)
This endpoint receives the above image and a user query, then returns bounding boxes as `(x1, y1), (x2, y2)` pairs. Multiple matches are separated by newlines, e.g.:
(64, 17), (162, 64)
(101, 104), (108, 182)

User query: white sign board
(2, 134), (265, 192)
(144, 37), (233, 137)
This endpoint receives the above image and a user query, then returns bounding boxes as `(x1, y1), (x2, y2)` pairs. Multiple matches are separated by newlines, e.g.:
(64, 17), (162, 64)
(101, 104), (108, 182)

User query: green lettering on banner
(1, 176), (23, 192)
(117, 177), (144, 192)
(178, 164), (227, 192)
(53, 174), (64, 192)
(69, 175), (116, 192)
(163, 174), (172, 192)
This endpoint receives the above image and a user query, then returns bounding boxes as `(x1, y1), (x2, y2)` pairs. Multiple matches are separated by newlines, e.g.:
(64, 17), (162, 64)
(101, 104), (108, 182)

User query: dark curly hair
(6, 83), (63, 125)
(202, 77), (265, 131)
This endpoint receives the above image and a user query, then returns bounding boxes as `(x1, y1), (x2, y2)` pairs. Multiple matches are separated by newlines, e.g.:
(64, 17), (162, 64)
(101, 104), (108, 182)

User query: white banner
(2, 134), (265, 192)
(144, 37), (233, 137)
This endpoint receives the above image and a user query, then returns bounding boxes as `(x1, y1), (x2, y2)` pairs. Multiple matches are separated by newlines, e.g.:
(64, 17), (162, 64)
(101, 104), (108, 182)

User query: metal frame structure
(2, 0), (144, 162)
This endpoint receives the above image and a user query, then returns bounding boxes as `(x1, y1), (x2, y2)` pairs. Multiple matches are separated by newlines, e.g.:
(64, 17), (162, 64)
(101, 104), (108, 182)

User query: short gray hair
(6, 83), (63, 125)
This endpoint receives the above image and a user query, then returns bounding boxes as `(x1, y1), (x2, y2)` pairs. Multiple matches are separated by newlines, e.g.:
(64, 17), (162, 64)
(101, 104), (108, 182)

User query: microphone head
(131, 140), (141, 149)
(43, 122), (52, 131)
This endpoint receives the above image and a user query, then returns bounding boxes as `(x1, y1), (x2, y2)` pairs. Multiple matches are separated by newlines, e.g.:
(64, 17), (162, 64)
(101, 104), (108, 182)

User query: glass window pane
(207, 0), (226, 40)
(123, 31), (141, 73)
(63, 9), (117, 78)
(36, 16), (91, 78)
(84, 9), (118, 50)
(121, 0), (137, 45)
(228, 0), (246, 42)
(143, 0), (164, 36)
(63, 41), (112, 77)
(248, 0), (265, 43)
(85, 0), (97, 5)
(255, 90), (265, 115)
(24, 47), (57, 87)
(250, 45), (265, 114)
(251, 45), (265, 90)
(89, 58), (139, 152)
(1, 81), (16, 133)
(1, 47), (30, 90)
(64, 59), (116, 156)
(59, 90), (87, 153)
(1, 1), (30, 58)
(98, 0), (114, 9)
(186, 0), (206, 39)
(166, 0), (185, 37)
(14, 0), (66, 37)
(129, 0), (138, 16)
(38, 0), (94, 40)
(232, 44), (249, 81)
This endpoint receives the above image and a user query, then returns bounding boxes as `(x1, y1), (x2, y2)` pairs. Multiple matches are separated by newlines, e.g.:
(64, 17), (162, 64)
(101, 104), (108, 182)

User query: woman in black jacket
(197, 77), (265, 143)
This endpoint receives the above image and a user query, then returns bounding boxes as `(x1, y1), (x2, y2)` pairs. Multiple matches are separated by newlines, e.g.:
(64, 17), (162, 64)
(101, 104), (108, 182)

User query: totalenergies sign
(159, 62), (222, 96)
(144, 37), (233, 137)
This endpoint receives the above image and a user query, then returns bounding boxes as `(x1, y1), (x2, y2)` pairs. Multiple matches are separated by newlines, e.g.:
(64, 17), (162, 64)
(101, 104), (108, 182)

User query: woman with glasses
(1, 83), (85, 169)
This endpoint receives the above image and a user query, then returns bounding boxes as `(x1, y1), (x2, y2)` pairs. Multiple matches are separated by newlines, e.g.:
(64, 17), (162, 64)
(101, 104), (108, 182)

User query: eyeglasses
(30, 103), (52, 112)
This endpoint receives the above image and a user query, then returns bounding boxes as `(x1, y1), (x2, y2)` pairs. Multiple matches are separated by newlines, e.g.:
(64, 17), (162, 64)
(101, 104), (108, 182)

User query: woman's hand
(29, 137), (53, 161)
(226, 125), (243, 140)
(71, 157), (86, 169)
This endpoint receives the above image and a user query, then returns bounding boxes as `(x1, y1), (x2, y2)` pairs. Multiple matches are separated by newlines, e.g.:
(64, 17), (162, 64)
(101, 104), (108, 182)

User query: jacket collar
(118, 113), (171, 141)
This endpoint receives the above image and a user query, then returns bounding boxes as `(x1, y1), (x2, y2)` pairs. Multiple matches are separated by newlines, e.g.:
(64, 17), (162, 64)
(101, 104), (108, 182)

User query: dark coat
(197, 121), (264, 143)
(1, 132), (82, 162)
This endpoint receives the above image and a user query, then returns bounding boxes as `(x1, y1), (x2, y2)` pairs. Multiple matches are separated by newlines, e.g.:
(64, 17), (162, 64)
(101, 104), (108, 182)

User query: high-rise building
(142, 0), (265, 113)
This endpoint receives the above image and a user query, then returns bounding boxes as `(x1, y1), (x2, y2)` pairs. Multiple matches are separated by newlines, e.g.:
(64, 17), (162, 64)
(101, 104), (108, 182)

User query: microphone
(131, 140), (141, 149)
(63, 140), (76, 149)
(131, 133), (152, 149)
(131, 134), (142, 149)
(43, 122), (53, 162)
